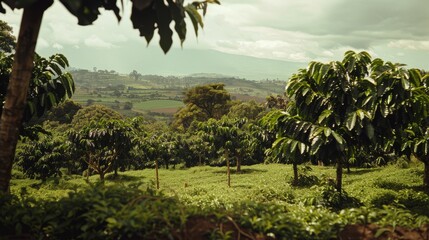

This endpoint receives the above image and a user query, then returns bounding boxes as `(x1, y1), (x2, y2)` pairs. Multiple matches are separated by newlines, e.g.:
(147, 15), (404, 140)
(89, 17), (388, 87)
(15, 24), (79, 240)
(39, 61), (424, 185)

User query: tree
(0, 0), (219, 192)
(265, 95), (288, 109)
(267, 51), (375, 192)
(173, 83), (231, 129)
(129, 70), (142, 81)
(68, 119), (136, 181)
(15, 135), (68, 181)
(71, 105), (123, 130)
(1, 53), (75, 124)
(368, 60), (429, 188)
(0, 20), (16, 53)
(199, 117), (248, 186)
(33, 100), (82, 125)
(228, 100), (265, 121)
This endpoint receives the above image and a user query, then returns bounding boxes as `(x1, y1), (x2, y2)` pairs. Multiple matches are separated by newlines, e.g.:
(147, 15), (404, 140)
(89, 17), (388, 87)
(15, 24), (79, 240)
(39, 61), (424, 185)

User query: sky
(2, 0), (429, 80)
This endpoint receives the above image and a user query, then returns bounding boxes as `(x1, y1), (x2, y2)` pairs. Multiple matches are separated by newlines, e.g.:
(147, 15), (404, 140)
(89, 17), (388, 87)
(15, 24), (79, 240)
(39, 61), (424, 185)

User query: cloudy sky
(2, 0), (429, 80)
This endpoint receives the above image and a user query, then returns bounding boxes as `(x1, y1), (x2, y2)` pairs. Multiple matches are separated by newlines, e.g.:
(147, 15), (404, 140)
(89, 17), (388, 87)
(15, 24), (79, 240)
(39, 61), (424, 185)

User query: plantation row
(2, 49), (429, 239)
(13, 51), (429, 194)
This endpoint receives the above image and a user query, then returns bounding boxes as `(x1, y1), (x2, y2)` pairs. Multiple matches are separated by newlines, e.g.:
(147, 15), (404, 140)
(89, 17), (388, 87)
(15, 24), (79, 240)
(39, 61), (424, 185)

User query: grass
(11, 163), (428, 212)
(132, 100), (184, 111)
(6, 163), (429, 239)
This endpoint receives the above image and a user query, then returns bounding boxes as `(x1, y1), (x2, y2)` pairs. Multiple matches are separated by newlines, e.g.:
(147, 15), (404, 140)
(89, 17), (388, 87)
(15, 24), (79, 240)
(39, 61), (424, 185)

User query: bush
(0, 184), (188, 239)
(290, 165), (320, 187)
(305, 181), (362, 211)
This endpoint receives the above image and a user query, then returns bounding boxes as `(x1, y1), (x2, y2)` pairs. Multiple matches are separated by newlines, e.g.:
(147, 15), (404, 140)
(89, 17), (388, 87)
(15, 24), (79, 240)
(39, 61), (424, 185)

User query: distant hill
(69, 70), (286, 119)
(39, 43), (306, 81)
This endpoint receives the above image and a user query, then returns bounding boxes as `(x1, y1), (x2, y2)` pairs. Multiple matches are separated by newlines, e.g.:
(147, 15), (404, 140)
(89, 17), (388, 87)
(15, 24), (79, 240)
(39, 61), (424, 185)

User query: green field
(6, 163), (429, 239)
(132, 100), (184, 111)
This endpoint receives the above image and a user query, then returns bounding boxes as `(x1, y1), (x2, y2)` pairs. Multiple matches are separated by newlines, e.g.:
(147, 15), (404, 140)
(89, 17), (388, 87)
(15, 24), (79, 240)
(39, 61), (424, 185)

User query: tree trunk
(226, 152), (230, 187)
(424, 157), (429, 189)
(99, 171), (105, 182)
(236, 156), (241, 173)
(0, 2), (52, 193)
(198, 154), (202, 166)
(293, 162), (298, 184)
(336, 157), (343, 193)
(155, 159), (159, 189)
(346, 159), (351, 174)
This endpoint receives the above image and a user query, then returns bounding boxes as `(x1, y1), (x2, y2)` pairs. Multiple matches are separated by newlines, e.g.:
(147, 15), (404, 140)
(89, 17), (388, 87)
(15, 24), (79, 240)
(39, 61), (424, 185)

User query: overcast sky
(2, 0), (429, 79)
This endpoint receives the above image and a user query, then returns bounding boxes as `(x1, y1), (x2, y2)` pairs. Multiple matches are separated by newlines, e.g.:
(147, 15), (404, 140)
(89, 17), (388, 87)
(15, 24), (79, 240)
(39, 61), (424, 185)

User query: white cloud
(37, 38), (49, 49)
(52, 43), (64, 50)
(388, 40), (429, 51)
(84, 35), (116, 49)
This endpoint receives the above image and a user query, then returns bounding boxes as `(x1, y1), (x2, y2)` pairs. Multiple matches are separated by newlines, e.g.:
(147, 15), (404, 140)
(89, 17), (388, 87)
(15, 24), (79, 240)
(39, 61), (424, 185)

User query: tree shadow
(346, 168), (378, 175)
(212, 168), (268, 175)
(105, 174), (142, 182)
(374, 180), (408, 191)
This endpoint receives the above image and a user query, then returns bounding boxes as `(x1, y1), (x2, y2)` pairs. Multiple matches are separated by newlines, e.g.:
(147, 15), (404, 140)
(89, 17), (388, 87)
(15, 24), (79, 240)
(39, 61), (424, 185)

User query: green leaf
(185, 4), (203, 36)
(318, 109), (332, 124)
(346, 112), (357, 131)
(155, 0), (173, 53)
(323, 127), (332, 137)
(331, 131), (344, 145)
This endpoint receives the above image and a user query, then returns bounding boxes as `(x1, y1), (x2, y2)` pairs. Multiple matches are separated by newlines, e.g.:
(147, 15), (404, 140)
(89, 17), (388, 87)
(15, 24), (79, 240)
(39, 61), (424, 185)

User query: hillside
(69, 69), (285, 118)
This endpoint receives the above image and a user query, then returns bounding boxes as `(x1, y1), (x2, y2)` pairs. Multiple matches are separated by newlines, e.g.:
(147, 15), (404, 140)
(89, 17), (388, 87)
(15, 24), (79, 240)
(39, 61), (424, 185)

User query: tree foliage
(0, 20), (15, 53)
(0, 0), (219, 53)
(173, 83), (231, 129)
(71, 105), (123, 130)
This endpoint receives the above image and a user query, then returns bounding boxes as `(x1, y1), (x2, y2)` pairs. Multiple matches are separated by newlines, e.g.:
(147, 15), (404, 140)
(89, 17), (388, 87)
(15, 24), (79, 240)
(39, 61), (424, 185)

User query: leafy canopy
(0, 0), (220, 53)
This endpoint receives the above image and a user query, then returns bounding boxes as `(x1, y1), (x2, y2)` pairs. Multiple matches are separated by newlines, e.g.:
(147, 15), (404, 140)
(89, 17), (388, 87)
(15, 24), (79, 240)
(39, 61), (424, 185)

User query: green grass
(7, 163), (429, 239)
(11, 163), (428, 212)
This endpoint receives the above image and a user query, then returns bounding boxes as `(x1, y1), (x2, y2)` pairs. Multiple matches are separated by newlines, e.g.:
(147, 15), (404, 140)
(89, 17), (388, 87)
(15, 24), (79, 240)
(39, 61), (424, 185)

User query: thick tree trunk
(0, 2), (52, 193)
(155, 159), (159, 189)
(293, 162), (298, 184)
(336, 157), (343, 193)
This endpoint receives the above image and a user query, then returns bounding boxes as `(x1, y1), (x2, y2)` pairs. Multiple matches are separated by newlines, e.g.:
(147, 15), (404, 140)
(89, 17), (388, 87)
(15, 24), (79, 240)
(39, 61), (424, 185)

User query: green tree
(267, 51), (375, 192)
(0, 0), (219, 192)
(368, 60), (429, 188)
(228, 100), (265, 121)
(71, 105), (123, 130)
(173, 83), (231, 129)
(15, 135), (68, 181)
(0, 20), (16, 53)
(199, 117), (248, 186)
(33, 100), (82, 125)
(68, 119), (136, 181)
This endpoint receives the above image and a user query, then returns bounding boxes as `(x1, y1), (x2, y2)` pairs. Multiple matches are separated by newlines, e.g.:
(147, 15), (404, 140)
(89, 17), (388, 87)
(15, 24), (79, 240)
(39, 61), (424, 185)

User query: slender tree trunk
(424, 157), (429, 189)
(293, 162), (298, 184)
(198, 154), (202, 166)
(236, 156), (241, 173)
(346, 159), (351, 174)
(0, 2), (52, 193)
(99, 171), (105, 182)
(86, 155), (91, 181)
(226, 152), (230, 187)
(336, 157), (343, 193)
(155, 159), (159, 189)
